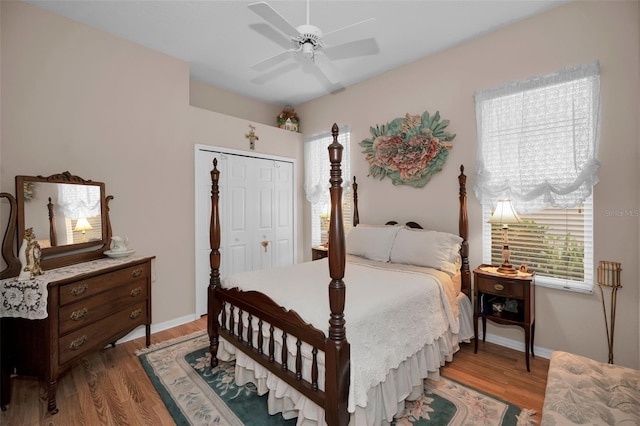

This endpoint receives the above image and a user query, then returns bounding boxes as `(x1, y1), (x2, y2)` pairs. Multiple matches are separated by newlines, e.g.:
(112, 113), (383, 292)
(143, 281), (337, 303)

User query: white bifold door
(195, 147), (295, 316)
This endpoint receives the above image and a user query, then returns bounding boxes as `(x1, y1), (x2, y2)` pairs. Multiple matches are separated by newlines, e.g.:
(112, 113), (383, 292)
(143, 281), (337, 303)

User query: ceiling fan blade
(322, 18), (376, 47)
(250, 49), (297, 72)
(249, 23), (295, 50)
(248, 2), (300, 39)
(313, 53), (343, 84)
(323, 38), (380, 61)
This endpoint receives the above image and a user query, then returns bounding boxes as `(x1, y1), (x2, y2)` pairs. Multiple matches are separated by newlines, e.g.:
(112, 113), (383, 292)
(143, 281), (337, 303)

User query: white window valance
(474, 61), (601, 213)
(57, 184), (101, 219)
(304, 125), (351, 204)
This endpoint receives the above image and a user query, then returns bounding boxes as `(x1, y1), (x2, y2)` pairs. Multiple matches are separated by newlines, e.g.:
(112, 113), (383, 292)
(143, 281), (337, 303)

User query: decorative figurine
(17, 227), (43, 281)
(277, 105), (299, 132)
(245, 124), (259, 150)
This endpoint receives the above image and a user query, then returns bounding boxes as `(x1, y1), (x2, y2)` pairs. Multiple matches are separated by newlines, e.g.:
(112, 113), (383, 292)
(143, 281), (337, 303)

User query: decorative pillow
(346, 225), (401, 262)
(389, 227), (463, 275)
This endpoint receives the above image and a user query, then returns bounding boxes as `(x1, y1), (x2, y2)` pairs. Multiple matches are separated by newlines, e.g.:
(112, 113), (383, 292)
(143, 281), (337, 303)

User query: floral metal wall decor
(360, 110), (456, 188)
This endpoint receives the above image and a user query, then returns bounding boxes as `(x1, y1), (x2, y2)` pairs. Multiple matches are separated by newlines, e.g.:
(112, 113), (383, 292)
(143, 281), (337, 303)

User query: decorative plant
(360, 110), (456, 188)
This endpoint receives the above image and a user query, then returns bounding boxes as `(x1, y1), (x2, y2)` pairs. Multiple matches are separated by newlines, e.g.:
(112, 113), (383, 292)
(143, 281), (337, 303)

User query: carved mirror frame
(1, 172), (113, 279)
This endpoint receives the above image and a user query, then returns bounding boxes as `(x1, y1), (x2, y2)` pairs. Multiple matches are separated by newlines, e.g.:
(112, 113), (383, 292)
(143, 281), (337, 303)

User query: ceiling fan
(248, 1), (378, 85)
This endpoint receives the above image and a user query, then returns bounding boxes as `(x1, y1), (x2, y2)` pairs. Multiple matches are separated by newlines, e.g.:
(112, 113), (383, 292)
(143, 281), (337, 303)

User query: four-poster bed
(208, 123), (471, 425)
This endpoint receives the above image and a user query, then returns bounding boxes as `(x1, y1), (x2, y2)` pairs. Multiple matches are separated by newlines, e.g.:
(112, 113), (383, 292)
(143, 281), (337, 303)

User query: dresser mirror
(1, 172), (112, 277)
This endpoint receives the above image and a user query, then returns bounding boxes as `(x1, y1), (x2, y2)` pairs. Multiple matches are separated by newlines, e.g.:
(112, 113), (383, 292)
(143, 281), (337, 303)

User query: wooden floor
(0, 317), (549, 425)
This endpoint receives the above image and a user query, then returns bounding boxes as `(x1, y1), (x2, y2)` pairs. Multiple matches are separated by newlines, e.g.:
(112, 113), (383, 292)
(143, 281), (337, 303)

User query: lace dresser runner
(0, 255), (148, 319)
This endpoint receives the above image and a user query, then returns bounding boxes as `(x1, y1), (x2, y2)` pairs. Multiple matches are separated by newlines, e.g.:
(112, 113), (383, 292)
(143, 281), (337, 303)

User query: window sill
(534, 276), (594, 294)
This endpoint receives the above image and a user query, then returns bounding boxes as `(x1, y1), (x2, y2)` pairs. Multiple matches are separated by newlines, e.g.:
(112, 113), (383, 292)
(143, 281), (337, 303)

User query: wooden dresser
(0, 256), (154, 413)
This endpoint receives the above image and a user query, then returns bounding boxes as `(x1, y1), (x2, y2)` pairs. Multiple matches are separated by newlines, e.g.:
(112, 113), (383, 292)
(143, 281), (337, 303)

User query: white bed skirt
(216, 293), (474, 426)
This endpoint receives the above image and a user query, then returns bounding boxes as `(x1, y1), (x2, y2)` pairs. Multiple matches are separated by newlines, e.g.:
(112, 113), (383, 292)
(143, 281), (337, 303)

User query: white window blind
(304, 126), (352, 247)
(482, 196), (594, 292)
(475, 62), (600, 292)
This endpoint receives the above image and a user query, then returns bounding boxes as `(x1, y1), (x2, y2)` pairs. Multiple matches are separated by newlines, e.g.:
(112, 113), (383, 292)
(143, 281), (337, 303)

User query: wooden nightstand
(473, 264), (535, 371)
(311, 246), (328, 260)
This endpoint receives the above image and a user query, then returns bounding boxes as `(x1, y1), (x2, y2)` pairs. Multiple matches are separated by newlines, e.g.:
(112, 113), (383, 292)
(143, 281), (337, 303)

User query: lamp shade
(488, 200), (522, 225)
(74, 217), (93, 232)
(320, 203), (331, 219)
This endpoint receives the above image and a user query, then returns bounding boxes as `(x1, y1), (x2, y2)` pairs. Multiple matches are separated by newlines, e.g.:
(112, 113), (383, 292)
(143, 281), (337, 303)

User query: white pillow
(389, 227), (463, 275)
(346, 225), (401, 262)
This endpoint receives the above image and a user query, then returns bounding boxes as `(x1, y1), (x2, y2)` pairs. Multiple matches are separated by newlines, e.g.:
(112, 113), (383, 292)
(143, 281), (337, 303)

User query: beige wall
(189, 79), (282, 127)
(297, 0), (640, 369)
(0, 1), (303, 326)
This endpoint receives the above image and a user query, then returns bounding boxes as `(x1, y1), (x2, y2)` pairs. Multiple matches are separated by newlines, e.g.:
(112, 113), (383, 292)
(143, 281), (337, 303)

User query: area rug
(137, 331), (536, 425)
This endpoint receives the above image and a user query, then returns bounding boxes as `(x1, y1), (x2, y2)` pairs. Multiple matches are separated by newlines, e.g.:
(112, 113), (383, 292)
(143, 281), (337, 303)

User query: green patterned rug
(137, 331), (536, 425)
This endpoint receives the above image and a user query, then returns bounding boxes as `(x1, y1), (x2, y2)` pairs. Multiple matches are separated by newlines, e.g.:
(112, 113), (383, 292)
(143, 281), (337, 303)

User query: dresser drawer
(476, 275), (524, 298)
(59, 301), (148, 365)
(59, 263), (150, 305)
(59, 279), (148, 335)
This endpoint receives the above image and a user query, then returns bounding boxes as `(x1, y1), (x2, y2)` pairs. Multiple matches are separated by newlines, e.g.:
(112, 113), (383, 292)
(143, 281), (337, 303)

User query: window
(482, 196), (594, 292)
(474, 62), (600, 292)
(304, 126), (352, 247)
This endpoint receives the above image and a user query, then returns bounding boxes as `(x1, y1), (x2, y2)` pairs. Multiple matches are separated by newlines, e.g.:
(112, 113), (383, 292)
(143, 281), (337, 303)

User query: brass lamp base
(497, 263), (518, 275)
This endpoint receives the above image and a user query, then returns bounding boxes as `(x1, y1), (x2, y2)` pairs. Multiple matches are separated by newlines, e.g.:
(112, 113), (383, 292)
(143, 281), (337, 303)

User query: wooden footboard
(214, 288), (328, 407)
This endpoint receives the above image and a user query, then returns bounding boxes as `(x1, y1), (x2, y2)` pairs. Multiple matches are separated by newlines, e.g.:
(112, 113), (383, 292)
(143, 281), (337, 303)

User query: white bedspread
(222, 257), (459, 413)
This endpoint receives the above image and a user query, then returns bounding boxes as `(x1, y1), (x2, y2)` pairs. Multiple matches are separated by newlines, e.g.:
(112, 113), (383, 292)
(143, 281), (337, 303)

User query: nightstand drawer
(312, 246), (328, 260)
(476, 275), (524, 298)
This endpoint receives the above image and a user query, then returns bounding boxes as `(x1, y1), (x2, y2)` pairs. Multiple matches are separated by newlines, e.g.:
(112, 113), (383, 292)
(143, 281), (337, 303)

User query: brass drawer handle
(131, 268), (143, 278)
(494, 284), (505, 291)
(130, 287), (142, 297)
(70, 308), (88, 321)
(130, 308), (143, 319)
(69, 335), (87, 350)
(70, 283), (89, 296)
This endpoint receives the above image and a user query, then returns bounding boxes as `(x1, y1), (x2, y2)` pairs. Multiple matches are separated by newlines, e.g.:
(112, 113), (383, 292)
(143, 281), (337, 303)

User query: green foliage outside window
(491, 220), (584, 282)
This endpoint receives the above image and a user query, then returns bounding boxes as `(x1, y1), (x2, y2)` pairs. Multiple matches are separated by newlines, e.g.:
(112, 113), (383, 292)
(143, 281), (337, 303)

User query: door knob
(261, 241), (269, 252)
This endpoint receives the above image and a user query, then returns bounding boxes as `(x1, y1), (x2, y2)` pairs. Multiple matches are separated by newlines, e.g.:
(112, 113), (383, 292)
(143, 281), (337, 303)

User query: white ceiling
(27, 0), (567, 106)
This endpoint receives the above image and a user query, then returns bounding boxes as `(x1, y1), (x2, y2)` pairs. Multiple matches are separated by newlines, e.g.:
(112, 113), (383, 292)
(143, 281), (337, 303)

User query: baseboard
(117, 313), (199, 344)
(483, 332), (553, 360)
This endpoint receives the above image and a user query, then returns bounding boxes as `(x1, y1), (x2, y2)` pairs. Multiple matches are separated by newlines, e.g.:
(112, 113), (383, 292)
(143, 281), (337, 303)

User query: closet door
(274, 161), (294, 267)
(226, 156), (253, 275)
(195, 148), (295, 316)
(253, 158), (275, 270)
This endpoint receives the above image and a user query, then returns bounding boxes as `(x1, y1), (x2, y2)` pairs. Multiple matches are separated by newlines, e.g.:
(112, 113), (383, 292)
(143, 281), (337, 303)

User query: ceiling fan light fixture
(301, 41), (315, 60)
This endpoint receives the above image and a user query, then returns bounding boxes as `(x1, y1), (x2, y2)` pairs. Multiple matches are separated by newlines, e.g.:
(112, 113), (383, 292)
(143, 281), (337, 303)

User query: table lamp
(74, 217), (93, 243)
(488, 200), (522, 275)
(319, 204), (331, 247)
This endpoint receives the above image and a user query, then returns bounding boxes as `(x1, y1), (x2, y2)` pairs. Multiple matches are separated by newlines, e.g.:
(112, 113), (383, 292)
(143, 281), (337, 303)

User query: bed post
(352, 176), (359, 227)
(208, 158), (222, 368)
(458, 165), (471, 298)
(325, 123), (350, 426)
